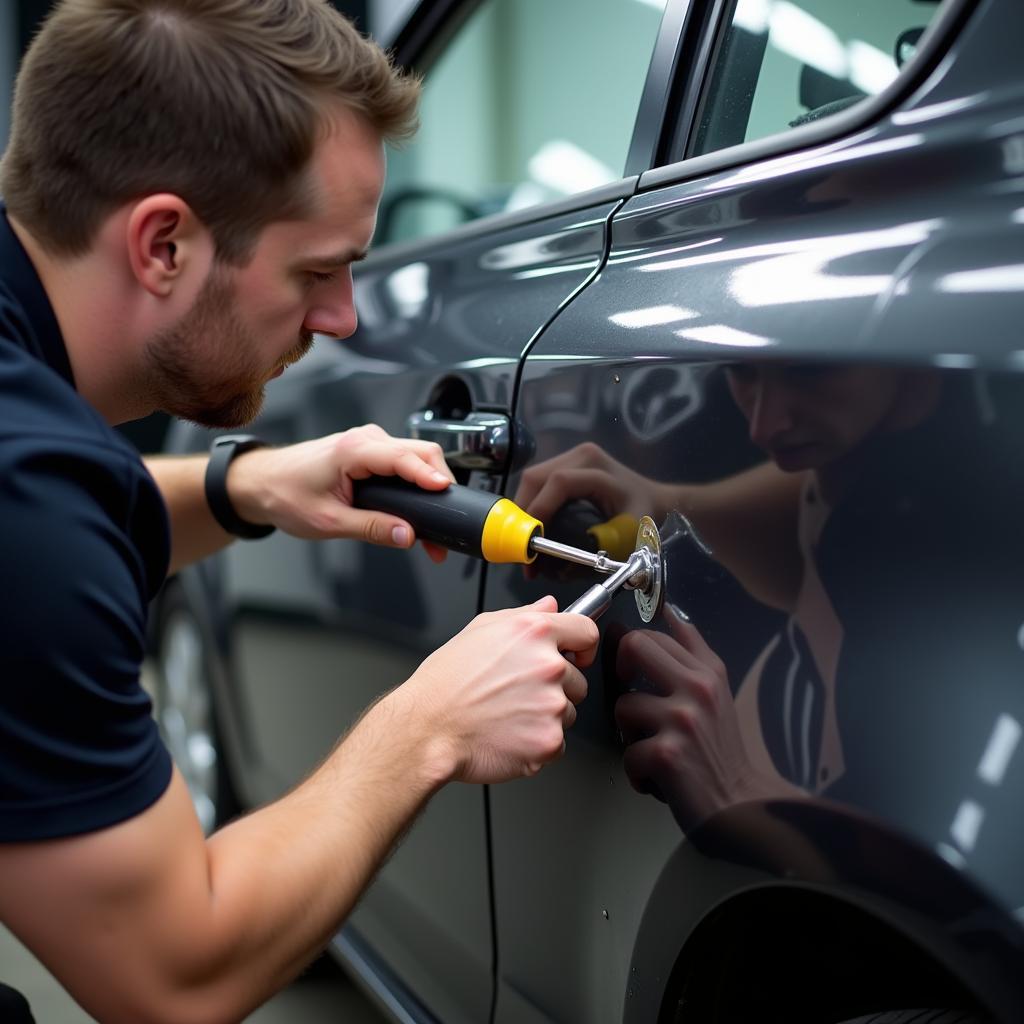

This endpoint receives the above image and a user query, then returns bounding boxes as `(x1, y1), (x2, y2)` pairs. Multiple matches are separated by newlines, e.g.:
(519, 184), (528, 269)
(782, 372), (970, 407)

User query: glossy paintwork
(483, 0), (1024, 1021)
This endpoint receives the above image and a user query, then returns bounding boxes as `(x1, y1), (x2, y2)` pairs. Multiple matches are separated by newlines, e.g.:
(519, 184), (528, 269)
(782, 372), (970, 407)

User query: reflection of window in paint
(945, 714), (1021, 859)
(675, 325), (775, 349)
(609, 305), (700, 329)
(386, 263), (430, 318)
(950, 799), (985, 853)
(977, 714), (1022, 787)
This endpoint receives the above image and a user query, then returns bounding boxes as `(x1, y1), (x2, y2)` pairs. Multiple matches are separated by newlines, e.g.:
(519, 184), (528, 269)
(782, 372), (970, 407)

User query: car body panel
(481, 0), (1024, 1020)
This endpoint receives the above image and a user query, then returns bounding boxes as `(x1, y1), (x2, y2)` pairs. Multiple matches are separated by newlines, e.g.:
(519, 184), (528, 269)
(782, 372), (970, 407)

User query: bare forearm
(665, 462), (805, 611)
(144, 454), (235, 574)
(3, 692), (454, 1024)
(196, 695), (452, 1015)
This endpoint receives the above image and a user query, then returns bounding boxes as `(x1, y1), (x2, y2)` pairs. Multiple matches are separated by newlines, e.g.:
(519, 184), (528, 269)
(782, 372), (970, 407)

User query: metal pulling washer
(632, 515), (664, 623)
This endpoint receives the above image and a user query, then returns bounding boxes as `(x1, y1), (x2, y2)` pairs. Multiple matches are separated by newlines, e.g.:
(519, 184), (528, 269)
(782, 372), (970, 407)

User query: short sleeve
(0, 432), (172, 841)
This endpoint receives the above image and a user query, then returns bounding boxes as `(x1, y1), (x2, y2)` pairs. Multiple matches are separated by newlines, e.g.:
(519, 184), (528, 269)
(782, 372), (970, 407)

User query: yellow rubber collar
(587, 513), (639, 562)
(481, 498), (542, 564)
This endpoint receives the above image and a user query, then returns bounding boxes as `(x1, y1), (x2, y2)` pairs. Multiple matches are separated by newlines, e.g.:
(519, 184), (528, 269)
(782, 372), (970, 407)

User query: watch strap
(205, 435), (276, 539)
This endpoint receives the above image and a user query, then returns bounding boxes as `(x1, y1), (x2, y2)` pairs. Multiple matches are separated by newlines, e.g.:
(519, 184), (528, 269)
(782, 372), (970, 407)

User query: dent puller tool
(353, 477), (663, 622)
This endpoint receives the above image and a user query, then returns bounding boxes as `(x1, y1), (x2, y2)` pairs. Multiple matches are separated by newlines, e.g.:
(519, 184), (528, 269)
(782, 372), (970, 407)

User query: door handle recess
(406, 410), (510, 471)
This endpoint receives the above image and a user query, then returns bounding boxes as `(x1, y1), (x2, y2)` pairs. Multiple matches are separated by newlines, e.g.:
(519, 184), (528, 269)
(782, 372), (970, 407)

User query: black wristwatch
(204, 435), (276, 540)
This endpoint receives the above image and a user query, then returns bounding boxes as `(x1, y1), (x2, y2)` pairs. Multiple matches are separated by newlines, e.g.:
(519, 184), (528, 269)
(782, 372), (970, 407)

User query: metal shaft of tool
(529, 535), (627, 575)
(564, 552), (645, 620)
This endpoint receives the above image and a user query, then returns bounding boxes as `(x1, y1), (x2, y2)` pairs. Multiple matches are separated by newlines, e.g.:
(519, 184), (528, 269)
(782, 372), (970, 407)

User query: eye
(307, 270), (338, 285)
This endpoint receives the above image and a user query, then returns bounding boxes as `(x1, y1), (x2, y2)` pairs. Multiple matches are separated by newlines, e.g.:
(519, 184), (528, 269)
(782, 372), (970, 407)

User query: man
(0, 2), (599, 1021)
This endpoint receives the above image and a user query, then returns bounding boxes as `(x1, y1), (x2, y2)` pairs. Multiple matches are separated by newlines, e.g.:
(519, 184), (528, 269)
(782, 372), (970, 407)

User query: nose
(747, 380), (796, 449)
(303, 270), (358, 339)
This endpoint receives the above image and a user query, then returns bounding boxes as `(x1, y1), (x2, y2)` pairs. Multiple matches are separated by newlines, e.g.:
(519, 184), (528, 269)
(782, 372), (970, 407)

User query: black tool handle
(352, 477), (500, 558)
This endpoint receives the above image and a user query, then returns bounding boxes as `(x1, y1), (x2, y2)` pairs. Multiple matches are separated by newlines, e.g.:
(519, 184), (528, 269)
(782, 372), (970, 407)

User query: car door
(485, 0), (1024, 1021)
(218, 1), (666, 1021)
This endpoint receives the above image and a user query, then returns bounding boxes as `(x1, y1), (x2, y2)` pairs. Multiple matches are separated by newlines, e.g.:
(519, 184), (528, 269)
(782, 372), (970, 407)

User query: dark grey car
(154, 0), (1024, 1020)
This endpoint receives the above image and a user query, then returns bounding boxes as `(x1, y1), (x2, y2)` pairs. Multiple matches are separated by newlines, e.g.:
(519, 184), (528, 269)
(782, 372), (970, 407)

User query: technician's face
(724, 363), (908, 471)
(144, 267), (313, 427)
(146, 105), (385, 427)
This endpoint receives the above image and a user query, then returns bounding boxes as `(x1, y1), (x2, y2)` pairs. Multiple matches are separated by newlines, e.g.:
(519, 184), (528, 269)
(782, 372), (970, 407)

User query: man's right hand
(394, 596), (599, 784)
(0, 600), (598, 1024)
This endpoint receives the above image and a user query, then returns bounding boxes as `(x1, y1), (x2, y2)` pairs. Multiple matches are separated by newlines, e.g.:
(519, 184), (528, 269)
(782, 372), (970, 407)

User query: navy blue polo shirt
(0, 209), (173, 841)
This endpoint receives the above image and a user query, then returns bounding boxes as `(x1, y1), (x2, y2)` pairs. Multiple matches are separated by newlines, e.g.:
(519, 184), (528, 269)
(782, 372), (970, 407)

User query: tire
(152, 584), (238, 834)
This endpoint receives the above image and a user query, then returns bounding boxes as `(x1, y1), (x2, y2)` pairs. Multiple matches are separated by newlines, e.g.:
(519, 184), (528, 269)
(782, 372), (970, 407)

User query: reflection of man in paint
(520, 364), (1023, 829)
(715, 364), (943, 797)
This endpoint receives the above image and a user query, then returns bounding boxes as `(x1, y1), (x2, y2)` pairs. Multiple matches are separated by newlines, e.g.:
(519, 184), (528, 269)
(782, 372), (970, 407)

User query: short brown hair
(0, 0), (419, 263)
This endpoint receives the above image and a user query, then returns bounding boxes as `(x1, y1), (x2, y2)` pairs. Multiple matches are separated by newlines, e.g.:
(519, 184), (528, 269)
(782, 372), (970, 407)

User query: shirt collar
(0, 206), (75, 388)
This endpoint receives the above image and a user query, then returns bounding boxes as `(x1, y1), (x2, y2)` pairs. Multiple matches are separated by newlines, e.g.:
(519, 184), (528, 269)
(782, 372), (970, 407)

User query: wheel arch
(624, 800), (1024, 1024)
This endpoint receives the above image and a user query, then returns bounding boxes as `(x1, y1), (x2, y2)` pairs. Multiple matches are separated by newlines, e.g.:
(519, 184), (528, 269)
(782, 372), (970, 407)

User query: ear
(125, 195), (214, 298)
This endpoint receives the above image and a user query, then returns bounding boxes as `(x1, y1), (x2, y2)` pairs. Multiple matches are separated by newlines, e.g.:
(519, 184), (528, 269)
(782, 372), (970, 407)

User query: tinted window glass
(378, 0), (664, 245)
(693, 0), (946, 157)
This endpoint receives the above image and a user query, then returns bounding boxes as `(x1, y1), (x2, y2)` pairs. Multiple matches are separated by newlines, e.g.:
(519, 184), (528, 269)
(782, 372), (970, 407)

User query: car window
(692, 0), (947, 157)
(378, 0), (665, 245)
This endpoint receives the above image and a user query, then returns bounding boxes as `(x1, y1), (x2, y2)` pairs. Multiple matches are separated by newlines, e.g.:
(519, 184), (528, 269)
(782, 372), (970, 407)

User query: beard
(145, 266), (314, 428)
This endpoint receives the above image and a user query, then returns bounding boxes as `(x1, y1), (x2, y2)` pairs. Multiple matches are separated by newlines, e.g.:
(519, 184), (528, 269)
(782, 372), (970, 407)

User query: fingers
(621, 738), (674, 802)
(316, 506), (452, 552)
(617, 629), (708, 690)
(420, 539), (448, 563)
(549, 611), (600, 671)
(520, 468), (626, 526)
(393, 444), (454, 487)
(614, 689), (667, 738)
(514, 443), (605, 510)
(344, 512), (420, 549)
(512, 470), (542, 514)
(501, 599), (591, 696)
(617, 633), (728, 720)
(616, 631), (691, 695)
(662, 605), (727, 677)
(348, 440), (453, 490)
(503, 598), (591, 709)
(562, 701), (577, 729)
(561, 663), (588, 706)
(324, 426), (457, 549)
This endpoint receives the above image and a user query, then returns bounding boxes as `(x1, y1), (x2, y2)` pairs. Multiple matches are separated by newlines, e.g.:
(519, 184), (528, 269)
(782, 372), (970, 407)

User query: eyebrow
(295, 248), (369, 271)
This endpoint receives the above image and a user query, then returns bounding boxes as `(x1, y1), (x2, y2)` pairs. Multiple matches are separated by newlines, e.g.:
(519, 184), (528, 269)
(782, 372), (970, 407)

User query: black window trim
(626, 0), (733, 177)
(386, 0), (485, 71)
(638, 0), (979, 193)
(626, 0), (697, 175)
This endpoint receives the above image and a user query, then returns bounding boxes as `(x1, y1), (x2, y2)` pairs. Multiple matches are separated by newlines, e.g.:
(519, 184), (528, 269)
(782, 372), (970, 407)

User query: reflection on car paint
(519, 363), (1024, 915)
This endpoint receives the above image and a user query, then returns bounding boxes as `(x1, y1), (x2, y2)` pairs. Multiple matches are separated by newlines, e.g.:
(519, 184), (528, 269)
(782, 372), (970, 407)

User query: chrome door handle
(406, 410), (510, 471)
